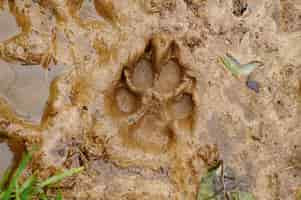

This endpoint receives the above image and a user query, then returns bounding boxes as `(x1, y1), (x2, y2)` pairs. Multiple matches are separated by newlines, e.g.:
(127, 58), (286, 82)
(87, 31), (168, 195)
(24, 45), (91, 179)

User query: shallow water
(0, 60), (66, 123)
(0, 8), (24, 179)
(1, 4), (68, 123)
(0, 9), (19, 41)
(0, 142), (13, 178)
(0, 137), (24, 179)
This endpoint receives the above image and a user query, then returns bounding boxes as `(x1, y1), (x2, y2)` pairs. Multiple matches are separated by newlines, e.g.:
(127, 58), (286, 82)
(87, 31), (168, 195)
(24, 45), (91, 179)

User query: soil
(0, 0), (301, 199)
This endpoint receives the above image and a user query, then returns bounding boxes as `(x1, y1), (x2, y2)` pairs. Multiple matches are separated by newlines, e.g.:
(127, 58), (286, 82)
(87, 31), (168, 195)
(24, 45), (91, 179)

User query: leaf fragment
(219, 54), (262, 77)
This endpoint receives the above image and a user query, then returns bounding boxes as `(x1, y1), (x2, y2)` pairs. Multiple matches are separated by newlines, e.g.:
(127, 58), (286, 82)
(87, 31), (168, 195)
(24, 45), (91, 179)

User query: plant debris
(197, 163), (256, 200)
(219, 54), (263, 77)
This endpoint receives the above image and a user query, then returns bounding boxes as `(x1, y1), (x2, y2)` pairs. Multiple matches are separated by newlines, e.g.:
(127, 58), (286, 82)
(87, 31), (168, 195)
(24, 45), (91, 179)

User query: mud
(0, 0), (301, 199)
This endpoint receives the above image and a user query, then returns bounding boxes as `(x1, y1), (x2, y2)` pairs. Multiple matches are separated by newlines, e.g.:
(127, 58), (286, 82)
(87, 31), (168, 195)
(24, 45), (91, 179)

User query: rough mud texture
(0, 0), (301, 199)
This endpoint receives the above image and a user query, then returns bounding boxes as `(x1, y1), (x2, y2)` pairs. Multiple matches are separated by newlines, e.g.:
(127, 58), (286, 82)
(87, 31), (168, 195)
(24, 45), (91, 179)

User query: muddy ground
(0, 0), (301, 199)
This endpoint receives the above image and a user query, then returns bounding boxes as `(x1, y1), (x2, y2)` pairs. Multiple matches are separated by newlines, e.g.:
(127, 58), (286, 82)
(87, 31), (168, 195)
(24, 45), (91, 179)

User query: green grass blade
(0, 168), (11, 191)
(39, 192), (48, 200)
(56, 191), (63, 200)
(19, 175), (36, 200)
(20, 187), (33, 200)
(2, 151), (33, 200)
(19, 175), (36, 194)
(40, 167), (84, 188)
(16, 182), (20, 200)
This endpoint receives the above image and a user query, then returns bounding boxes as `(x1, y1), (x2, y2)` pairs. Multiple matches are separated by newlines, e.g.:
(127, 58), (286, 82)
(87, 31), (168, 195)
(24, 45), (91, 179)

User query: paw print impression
(102, 34), (198, 170)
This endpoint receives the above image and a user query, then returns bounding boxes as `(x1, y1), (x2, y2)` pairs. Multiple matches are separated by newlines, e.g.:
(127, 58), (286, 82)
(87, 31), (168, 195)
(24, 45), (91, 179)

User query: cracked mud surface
(0, 0), (301, 199)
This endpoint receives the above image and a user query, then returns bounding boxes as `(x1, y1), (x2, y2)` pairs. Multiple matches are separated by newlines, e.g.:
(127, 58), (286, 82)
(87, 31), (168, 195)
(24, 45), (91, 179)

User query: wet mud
(0, 0), (301, 199)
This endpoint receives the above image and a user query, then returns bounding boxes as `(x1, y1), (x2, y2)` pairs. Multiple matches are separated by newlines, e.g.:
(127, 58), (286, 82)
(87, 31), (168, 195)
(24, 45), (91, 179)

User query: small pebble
(246, 79), (260, 93)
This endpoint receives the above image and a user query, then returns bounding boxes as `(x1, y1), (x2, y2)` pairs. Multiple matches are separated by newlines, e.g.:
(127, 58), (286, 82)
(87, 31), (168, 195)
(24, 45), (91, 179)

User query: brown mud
(0, 0), (301, 199)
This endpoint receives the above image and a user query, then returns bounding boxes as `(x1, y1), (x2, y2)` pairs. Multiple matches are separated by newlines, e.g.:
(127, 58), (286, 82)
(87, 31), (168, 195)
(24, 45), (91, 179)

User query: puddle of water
(0, 142), (13, 178)
(0, 60), (67, 123)
(0, 6), (20, 41)
(0, 137), (24, 179)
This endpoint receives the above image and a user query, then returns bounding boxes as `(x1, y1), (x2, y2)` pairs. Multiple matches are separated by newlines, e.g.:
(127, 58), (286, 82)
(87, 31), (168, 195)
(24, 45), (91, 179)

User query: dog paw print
(100, 34), (198, 169)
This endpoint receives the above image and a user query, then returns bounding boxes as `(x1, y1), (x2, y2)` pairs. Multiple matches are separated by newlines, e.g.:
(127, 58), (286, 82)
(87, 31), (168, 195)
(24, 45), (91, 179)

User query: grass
(0, 150), (83, 200)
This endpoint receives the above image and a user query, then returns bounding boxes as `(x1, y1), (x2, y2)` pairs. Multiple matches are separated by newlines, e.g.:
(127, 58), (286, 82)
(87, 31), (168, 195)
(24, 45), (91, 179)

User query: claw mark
(219, 53), (263, 77)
